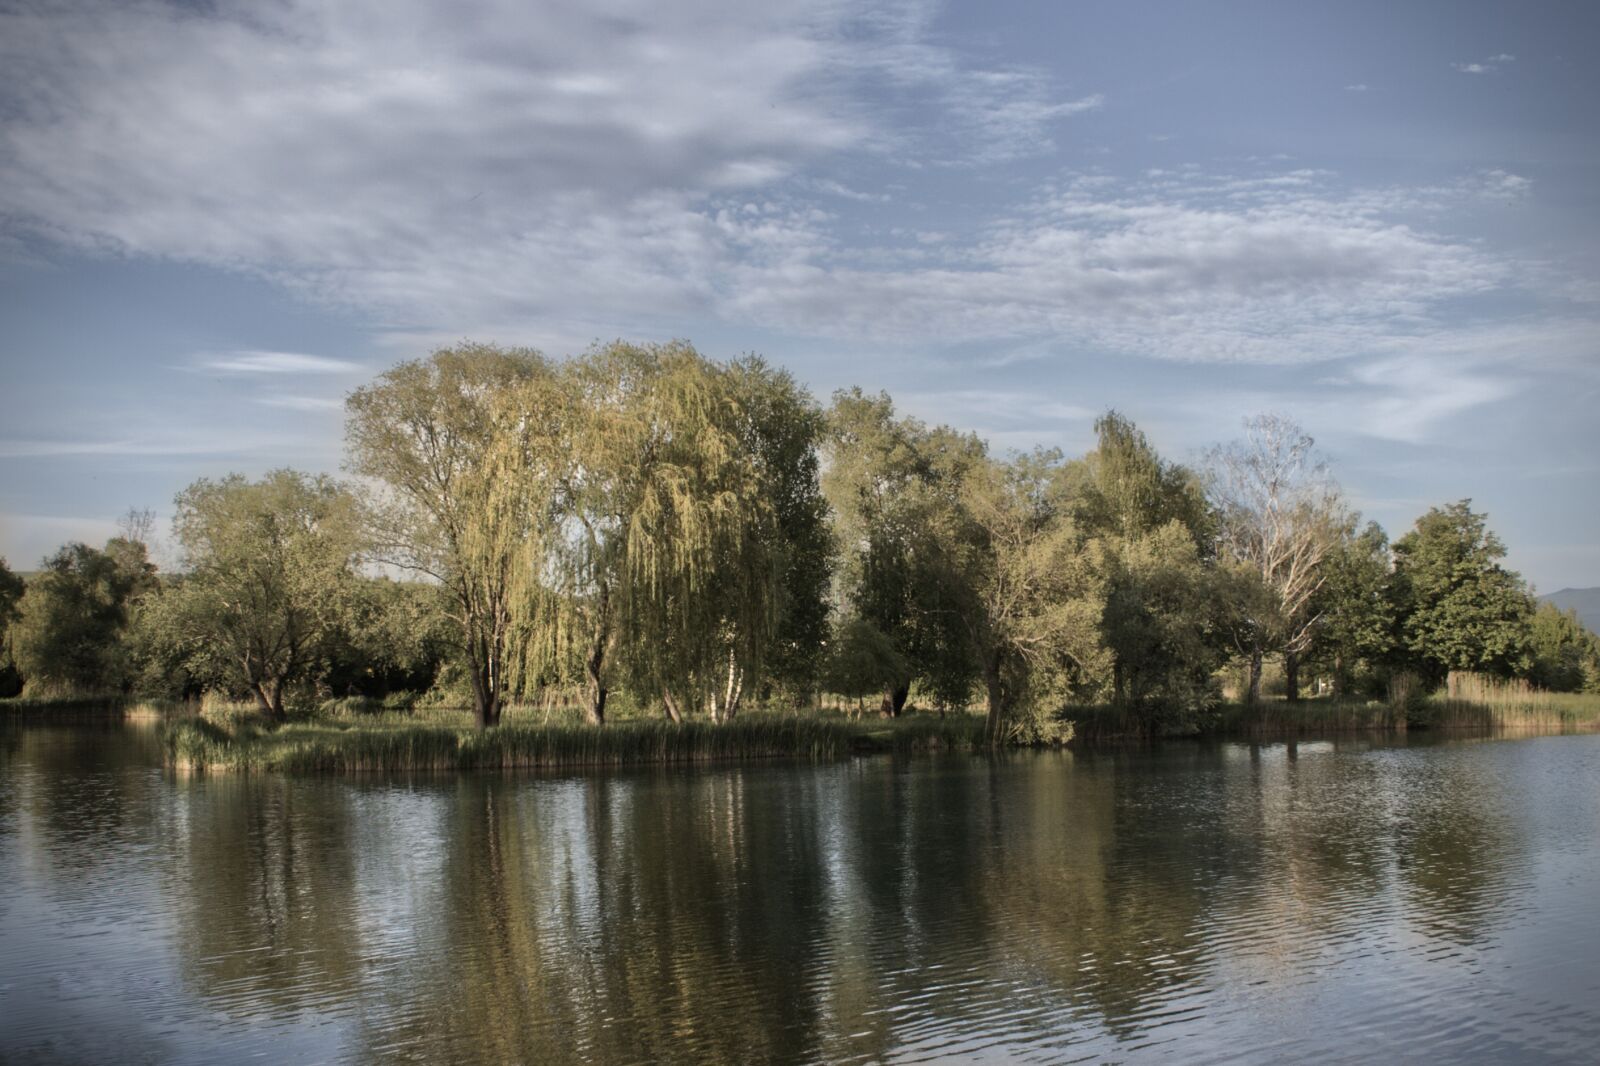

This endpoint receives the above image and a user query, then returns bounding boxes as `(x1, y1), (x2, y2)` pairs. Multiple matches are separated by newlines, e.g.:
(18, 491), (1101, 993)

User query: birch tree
(1206, 414), (1344, 704)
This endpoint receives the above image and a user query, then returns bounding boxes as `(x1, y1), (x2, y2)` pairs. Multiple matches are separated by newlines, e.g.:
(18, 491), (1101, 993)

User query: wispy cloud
(1452, 53), (1515, 74)
(0, 435), (290, 458)
(1344, 83), (1369, 92)
(197, 351), (364, 374)
(724, 167), (1522, 365)
(255, 393), (346, 411)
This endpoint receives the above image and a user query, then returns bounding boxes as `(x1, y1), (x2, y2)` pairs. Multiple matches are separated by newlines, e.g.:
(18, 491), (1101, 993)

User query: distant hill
(1541, 588), (1600, 634)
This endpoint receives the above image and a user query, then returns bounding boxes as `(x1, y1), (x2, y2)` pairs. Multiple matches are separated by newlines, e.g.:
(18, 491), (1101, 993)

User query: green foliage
(1067, 411), (1212, 549)
(1388, 500), (1534, 679)
(139, 470), (363, 719)
(346, 343), (554, 727)
(957, 448), (1109, 739)
(1095, 522), (1221, 729)
(11, 538), (157, 696)
(325, 578), (456, 698)
(1306, 518), (1395, 695)
(1525, 602), (1600, 693)
(824, 616), (913, 702)
(823, 389), (984, 713)
(0, 557), (25, 697)
(1069, 412), (1220, 727)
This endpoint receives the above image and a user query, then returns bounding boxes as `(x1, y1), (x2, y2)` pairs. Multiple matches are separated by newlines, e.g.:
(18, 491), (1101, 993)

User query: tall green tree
(1067, 412), (1219, 724)
(11, 538), (158, 696)
(346, 344), (552, 727)
(1525, 602), (1599, 693)
(605, 345), (781, 723)
(958, 450), (1108, 741)
(1388, 500), (1533, 680)
(140, 471), (363, 720)
(0, 557), (30, 696)
(1306, 518), (1394, 696)
(727, 356), (833, 706)
(823, 390), (982, 715)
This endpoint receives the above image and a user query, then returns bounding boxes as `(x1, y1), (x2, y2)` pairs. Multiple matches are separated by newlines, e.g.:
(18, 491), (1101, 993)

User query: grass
(1418, 672), (1600, 732)
(32, 671), (1600, 776)
(162, 706), (995, 774)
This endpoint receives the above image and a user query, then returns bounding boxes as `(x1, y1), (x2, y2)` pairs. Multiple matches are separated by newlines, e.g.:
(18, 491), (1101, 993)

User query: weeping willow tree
(491, 342), (798, 725)
(345, 344), (552, 728)
(348, 341), (817, 727)
(606, 345), (781, 723)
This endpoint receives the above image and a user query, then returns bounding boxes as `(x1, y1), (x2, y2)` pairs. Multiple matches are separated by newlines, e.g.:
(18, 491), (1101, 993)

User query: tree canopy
(139, 471), (363, 720)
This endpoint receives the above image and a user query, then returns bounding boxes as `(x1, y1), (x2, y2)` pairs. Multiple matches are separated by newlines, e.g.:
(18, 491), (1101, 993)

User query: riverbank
(9, 689), (1600, 773)
(160, 710), (995, 773)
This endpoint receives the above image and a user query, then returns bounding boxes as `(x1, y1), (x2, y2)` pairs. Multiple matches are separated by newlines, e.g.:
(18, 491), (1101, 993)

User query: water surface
(2, 718), (1598, 1063)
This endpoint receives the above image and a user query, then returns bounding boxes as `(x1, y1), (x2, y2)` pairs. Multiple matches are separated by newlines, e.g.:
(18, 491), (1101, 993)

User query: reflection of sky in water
(2, 725), (1598, 1064)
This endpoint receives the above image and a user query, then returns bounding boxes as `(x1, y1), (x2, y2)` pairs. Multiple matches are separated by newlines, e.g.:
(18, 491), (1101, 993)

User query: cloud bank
(0, 0), (1581, 385)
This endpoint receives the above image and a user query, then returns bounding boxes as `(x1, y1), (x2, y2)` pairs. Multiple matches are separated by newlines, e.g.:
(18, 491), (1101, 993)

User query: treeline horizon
(2, 340), (1596, 738)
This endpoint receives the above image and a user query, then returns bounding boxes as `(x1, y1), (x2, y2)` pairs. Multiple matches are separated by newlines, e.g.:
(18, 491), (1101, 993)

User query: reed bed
(1422, 672), (1600, 732)
(162, 709), (993, 774)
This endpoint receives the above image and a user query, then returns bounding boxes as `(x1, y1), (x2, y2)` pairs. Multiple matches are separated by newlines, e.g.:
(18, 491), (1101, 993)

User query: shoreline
(12, 694), (1600, 774)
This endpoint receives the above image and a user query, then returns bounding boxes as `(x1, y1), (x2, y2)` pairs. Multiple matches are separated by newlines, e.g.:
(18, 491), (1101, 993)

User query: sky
(1, 0), (1597, 591)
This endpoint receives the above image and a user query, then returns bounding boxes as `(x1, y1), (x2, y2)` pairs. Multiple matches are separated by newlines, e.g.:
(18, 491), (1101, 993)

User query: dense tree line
(3, 341), (1596, 727)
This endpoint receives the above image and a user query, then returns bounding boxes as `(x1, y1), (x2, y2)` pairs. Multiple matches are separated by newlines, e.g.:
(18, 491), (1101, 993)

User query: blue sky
(1, 0), (1597, 590)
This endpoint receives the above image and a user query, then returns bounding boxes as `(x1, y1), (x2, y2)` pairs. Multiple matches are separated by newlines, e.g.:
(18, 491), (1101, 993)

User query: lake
(2, 717), (1598, 1063)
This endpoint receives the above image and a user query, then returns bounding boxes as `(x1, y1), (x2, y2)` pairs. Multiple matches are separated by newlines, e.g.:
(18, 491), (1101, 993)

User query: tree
(346, 344), (551, 728)
(1306, 518), (1394, 696)
(0, 558), (28, 697)
(823, 390), (982, 716)
(1525, 602), (1599, 693)
(11, 538), (158, 696)
(727, 356), (833, 706)
(823, 616), (912, 716)
(1388, 500), (1533, 680)
(1207, 415), (1344, 704)
(603, 344), (782, 723)
(1068, 411), (1213, 550)
(1067, 412), (1220, 726)
(958, 450), (1108, 742)
(142, 471), (362, 720)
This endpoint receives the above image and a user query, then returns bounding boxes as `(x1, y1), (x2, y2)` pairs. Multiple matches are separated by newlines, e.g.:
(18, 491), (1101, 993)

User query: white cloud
(1452, 53), (1515, 74)
(0, 0), (1097, 339)
(198, 351), (365, 374)
(0, 2), (1580, 382)
(1344, 84), (1369, 92)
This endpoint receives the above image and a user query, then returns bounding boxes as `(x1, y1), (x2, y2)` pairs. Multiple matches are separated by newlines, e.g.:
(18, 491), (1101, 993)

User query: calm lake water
(2, 718), (1598, 1064)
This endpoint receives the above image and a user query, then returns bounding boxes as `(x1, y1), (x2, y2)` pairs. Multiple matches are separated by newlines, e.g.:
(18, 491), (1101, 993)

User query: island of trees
(2, 341), (1596, 755)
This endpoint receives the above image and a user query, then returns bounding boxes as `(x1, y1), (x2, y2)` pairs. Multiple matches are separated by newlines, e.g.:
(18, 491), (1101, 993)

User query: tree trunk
(251, 681), (286, 723)
(471, 673), (500, 730)
(1331, 652), (1346, 698)
(582, 585), (610, 726)
(722, 650), (743, 722)
(663, 689), (683, 725)
(469, 647), (500, 730)
(1245, 648), (1264, 707)
(984, 666), (1005, 745)
(1284, 650), (1301, 703)
(583, 648), (606, 727)
(878, 683), (909, 718)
